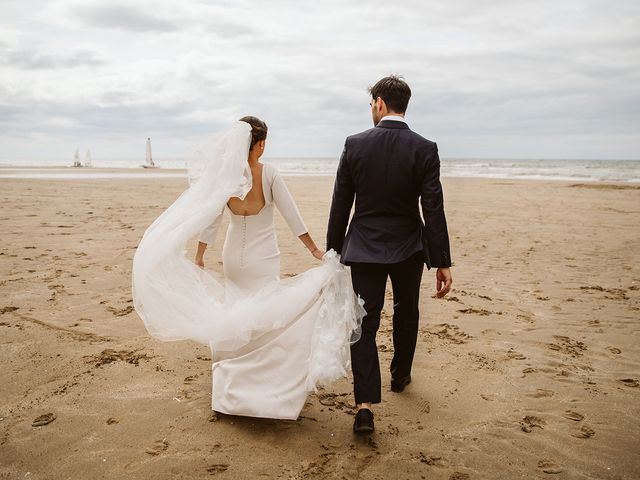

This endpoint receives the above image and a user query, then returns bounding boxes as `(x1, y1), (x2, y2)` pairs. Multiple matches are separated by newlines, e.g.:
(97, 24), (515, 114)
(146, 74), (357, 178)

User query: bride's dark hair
(239, 116), (268, 149)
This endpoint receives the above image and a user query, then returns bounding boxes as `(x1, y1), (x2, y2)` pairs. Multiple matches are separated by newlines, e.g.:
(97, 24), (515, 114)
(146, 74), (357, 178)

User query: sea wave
(1, 157), (639, 182)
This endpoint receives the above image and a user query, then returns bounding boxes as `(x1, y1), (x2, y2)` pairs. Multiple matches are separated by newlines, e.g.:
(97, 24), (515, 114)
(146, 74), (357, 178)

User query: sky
(0, 0), (639, 163)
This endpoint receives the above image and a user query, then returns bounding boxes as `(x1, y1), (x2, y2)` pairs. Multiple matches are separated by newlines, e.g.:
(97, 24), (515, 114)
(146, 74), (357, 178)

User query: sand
(1, 171), (639, 479)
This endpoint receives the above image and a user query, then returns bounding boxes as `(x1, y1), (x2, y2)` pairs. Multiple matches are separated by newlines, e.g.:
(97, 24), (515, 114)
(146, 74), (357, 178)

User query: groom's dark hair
(368, 75), (411, 113)
(239, 116), (268, 149)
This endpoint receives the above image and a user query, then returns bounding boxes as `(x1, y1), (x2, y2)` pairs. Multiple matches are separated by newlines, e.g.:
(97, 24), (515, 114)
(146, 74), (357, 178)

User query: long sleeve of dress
(198, 205), (225, 245)
(271, 167), (308, 237)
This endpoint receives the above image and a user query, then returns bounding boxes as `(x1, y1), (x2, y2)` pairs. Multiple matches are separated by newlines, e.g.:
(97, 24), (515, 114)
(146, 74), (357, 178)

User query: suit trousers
(349, 251), (424, 404)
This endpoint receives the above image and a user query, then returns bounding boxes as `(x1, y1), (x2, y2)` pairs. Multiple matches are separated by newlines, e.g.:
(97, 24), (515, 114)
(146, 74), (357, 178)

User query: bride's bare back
(227, 163), (265, 216)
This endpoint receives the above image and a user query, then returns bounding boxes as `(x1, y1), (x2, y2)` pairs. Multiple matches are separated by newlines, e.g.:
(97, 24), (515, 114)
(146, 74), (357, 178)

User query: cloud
(66, 1), (254, 37)
(2, 46), (108, 70)
(0, 0), (638, 161)
(71, 3), (180, 33)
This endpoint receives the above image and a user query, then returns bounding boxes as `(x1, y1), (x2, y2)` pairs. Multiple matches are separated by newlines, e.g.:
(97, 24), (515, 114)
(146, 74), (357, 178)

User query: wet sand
(1, 172), (639, 479)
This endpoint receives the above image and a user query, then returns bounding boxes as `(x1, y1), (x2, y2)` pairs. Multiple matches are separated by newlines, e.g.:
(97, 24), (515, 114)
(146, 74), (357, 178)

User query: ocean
(0, 157), (639, 182)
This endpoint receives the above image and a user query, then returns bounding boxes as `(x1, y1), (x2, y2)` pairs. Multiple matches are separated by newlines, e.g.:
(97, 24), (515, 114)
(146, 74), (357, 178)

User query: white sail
(146, 138), (155, 166)
(85, 149), (92, 167)
(143, 138), (158, 168)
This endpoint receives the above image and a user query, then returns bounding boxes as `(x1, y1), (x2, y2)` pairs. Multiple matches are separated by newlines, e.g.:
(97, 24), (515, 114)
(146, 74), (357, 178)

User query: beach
(1, 171), (639, 479)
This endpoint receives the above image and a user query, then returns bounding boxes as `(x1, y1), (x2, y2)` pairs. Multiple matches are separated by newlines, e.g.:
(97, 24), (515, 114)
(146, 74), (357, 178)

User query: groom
(327, 75), (453, 433)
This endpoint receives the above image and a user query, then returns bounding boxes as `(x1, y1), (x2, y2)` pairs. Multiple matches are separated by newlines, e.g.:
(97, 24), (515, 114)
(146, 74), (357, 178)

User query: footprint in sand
(527, 389), (555, 398)
(580, 285), (629, 300)
(449, 473), (470, 480)
(517, 313), (535, 323)
(547, 336), (587, 357)
(209, 443), (223, 453)
(506, 349), (526, 360)
(563, 411), (584, 422)
(85, 349), (151, 367)
(457, 307), (497, 316)
(538, 460), (562, 474)
(1, 306), (19, 314)
(206, 464), (229, 475)
(32, 413), (56, 427)
(468, 352), (499, 371)
(606, 346), (622, 355)
(106, 417), (118, 425)
(387, 424), (400, 435)
(617, 378), (639, 388)
(317, 392), (355, 414)
(317, 392), (339, 406)
(106, 305), (134, 316)
(520, 415), (546, 433)
(417, 452), (445, 466)
(571, 425), (595, 439)
(427, 323), (472, 344)
(146, 439), (169, 456)
(414, 398), (431, 414)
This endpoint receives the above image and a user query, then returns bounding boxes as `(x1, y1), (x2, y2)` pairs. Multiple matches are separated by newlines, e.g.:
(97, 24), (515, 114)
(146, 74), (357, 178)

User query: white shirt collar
(380, 114), (407, 124)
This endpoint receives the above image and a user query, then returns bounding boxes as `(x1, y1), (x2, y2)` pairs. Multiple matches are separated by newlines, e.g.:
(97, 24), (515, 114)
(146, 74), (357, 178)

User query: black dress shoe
(353, 408), (374, 433)
(390, 375), (411, 392)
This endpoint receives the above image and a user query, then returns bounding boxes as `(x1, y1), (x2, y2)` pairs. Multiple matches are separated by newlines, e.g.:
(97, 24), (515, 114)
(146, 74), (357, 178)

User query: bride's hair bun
(239, 116), (268, 149)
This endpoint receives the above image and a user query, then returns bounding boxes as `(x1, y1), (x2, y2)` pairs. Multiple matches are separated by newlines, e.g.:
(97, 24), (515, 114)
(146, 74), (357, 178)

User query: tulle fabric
(132, 121), (364, 391)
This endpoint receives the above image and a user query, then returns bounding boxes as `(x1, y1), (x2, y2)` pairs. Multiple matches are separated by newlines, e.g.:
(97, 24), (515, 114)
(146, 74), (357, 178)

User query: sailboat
(142, 137), (158, 168)
(84, 149), (92, 167)
(72, 148), (82, 167)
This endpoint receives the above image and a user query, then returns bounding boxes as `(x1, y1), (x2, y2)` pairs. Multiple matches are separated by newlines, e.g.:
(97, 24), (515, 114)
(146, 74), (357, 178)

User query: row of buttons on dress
(240, 216), (246, 268)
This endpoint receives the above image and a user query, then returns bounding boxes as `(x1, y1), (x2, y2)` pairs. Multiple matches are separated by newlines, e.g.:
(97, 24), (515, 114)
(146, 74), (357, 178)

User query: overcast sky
(1, 0), (638, 162)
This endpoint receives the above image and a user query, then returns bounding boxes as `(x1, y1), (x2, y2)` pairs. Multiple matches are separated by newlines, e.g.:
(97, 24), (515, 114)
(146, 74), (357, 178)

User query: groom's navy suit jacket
(327, 119), (451, 270)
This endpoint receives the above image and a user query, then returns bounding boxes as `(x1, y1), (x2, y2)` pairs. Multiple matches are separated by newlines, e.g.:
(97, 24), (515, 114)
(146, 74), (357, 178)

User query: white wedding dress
(132, 122), (364, 420)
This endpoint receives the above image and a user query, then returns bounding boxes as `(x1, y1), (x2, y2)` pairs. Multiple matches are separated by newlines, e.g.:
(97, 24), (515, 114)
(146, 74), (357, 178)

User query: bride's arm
(271, 168), (324, 259)
(298, 232), (323, 260)
(195, 206), (224, 268)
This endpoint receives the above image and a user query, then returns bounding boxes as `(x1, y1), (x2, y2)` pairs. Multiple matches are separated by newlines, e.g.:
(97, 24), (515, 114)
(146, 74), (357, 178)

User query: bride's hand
(311, 248), (325, 260)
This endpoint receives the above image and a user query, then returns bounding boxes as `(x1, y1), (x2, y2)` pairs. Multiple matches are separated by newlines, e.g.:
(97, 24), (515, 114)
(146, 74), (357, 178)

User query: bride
(132, 117), (364, 420)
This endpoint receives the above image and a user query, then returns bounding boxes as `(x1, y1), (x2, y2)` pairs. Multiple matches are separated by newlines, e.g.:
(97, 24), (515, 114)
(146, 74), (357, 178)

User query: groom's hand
(195, 256), (205, 269)
(436, 268), (452, 298)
